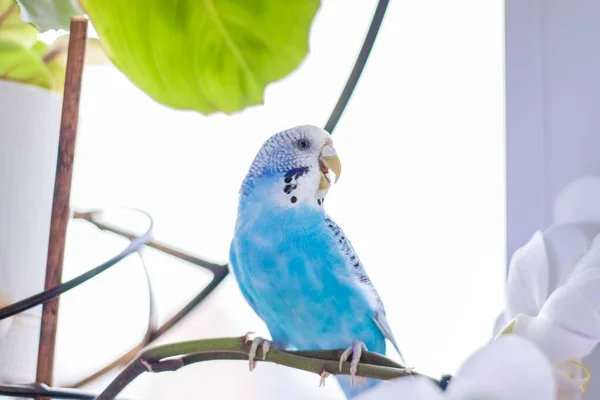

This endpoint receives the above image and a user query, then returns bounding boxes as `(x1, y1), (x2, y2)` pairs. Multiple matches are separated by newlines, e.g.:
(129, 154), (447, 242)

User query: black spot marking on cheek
(291, 196), (297, 204)
(285, 167), (309, 180)
(317, 199), (322, 206)
(284, 168), (308, 195)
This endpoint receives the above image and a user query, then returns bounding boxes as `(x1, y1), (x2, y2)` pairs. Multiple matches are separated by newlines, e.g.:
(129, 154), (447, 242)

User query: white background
(46, 1), (505, 398)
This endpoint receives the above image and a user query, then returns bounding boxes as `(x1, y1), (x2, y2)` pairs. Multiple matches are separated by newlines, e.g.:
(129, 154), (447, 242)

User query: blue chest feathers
(230, 204), (385, 352)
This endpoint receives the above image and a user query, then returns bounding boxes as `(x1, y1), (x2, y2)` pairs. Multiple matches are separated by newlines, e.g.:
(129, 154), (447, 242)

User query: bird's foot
(339, 340), (368, 387)
(243, 331), (271, 371)
(141, 359), (154, 372)
(319, 369), (330, 387)
(403, 366), (415, 377)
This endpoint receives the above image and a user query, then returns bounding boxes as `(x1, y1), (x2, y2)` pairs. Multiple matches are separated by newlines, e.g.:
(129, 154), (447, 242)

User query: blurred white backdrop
(47, 0), (505, 398)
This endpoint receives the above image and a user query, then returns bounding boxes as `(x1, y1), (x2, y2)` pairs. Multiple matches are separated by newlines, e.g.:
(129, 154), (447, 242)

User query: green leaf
(0, 0), (38, 45)
(31, 40), (48, 54)
(45, 56), (64, 92)
(17, 0), (84, 32)
(0, 39), (52, 89)
(80, 0), (321, 114)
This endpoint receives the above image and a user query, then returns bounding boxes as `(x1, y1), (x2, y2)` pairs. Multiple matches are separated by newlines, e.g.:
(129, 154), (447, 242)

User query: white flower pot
(0, 81), (62, 385)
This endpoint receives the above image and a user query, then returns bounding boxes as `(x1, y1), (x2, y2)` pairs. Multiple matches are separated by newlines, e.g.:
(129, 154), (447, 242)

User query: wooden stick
(36, 16), (88, 394)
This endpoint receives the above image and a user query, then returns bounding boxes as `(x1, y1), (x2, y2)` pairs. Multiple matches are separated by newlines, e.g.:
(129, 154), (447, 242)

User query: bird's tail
(336, 375), (382, 399)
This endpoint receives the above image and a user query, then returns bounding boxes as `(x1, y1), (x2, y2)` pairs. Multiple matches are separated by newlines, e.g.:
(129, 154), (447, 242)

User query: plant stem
(95, 336), (421, 400)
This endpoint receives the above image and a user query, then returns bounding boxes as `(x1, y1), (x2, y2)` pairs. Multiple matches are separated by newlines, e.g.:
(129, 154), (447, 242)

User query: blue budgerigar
(229, 125), (404, 399)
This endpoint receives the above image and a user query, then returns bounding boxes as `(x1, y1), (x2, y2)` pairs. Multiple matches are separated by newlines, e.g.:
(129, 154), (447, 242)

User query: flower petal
(498, 224), (600, 337)
(512, 234), (600, 361)
(494, 311), (511, 335)
(504, 231), (550, 320)
(353, 376), (446, 400)
(553, 175), (600, 225)
(542, 287), (600, 358)
(512, 313), (598, 362)
(543, 224), (599, 290)
(565, 233), (600, 304)
(446, 335), (555, 400)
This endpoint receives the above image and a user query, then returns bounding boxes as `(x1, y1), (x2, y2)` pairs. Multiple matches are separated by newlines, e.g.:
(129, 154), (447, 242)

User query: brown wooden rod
(36, 16), (89, 395)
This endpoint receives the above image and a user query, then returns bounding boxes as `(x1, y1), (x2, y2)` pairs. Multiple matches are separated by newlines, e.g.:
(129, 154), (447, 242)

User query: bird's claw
(141, 359), (153, 372)
(339, 340), (368, 387)
(319, 369), (330, 387)
(244, 333), (271, 371)
(243, 331), (255, 344)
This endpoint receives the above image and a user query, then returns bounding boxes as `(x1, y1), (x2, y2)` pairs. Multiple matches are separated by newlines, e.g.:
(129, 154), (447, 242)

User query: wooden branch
(95, 336), (424, 400)
(36, 16), (89, 396)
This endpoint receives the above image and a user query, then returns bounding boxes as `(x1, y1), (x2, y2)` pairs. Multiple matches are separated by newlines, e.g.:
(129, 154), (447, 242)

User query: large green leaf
(0, 39), (52, 89)
(80, 0), (320, 114)
(16, 0), (84, 32)
(0, 0), (38, 45)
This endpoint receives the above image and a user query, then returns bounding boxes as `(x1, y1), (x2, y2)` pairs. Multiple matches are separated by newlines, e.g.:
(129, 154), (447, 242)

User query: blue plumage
(229, 125), (402, 399)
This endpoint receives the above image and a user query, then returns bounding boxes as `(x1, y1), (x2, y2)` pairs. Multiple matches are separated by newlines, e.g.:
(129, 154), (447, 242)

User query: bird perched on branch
(229, 125), (403, 399)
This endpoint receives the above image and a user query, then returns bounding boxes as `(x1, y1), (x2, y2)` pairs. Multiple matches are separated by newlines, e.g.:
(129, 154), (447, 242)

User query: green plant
(0, 0), (104, 93)
(16, 0), (320, 114)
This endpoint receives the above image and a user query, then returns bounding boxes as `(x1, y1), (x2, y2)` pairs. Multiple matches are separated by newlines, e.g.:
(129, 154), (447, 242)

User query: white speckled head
(240, 125), (341, 209)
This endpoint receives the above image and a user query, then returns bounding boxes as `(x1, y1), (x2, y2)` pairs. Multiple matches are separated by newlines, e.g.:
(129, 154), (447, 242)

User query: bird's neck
(237, 175), (327, 233)
(239, 168), (328, 212)
(235, 200), (326, 236)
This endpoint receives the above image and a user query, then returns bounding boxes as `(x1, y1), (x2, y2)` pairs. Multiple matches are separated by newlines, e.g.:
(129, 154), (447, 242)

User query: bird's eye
(296, 139), (311, 150)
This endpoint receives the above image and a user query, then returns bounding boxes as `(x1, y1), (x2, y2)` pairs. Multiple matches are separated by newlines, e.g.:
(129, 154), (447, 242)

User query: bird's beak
(319, 144), (342, 190)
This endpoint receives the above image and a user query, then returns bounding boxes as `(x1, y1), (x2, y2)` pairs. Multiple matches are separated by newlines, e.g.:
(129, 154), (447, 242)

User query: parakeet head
(240, 125), (342, 209)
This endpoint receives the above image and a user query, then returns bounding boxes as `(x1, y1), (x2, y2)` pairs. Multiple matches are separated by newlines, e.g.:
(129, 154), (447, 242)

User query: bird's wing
(323, 215), (405, 364)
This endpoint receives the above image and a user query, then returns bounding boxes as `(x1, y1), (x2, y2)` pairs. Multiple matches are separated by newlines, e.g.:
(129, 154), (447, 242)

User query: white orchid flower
(494, 177), (600, 397)
(355, 335), (555, 400)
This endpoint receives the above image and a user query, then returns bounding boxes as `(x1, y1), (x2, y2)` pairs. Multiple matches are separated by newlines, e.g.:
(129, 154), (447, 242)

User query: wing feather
(323, 215), (405, 364)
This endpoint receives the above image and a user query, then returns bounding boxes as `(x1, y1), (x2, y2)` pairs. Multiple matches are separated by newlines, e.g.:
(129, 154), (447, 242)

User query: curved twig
(64, 209), (229, 388)
(0, 383), (134, 400)
(324, 0), (390, 133)
(0, 209), (153, 321)
(95, 335), (431, 400)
